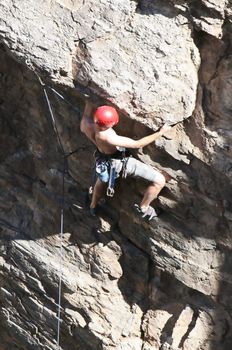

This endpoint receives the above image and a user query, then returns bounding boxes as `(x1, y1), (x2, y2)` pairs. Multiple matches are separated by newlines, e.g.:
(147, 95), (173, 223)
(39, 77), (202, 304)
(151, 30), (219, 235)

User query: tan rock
(0, 1), (232, 349)
(171, 305), (194, 348)
(142, 309), (173, 348)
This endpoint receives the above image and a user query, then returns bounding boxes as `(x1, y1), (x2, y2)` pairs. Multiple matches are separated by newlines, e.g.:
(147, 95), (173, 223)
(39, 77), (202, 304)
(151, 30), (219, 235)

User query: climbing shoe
(134, 204), (159, 221)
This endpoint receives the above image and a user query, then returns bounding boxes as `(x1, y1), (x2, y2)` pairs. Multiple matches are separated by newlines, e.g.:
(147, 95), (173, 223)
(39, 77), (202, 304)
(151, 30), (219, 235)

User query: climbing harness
(95, 159), (110, 183)
(27, 61), (86, 349)
(93, 148), (130, 197)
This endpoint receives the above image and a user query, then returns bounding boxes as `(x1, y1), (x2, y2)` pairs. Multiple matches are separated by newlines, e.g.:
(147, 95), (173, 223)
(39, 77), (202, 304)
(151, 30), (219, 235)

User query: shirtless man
(80, 100), (171, 220)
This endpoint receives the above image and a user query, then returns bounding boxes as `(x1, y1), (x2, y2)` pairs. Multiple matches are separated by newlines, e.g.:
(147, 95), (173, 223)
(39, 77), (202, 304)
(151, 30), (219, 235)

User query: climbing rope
(56, 156), (65, 349)
(27, 61), (85, 349)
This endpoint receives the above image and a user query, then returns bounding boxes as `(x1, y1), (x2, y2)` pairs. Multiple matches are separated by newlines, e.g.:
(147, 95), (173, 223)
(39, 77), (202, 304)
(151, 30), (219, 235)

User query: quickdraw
(107, 162), (116, 197)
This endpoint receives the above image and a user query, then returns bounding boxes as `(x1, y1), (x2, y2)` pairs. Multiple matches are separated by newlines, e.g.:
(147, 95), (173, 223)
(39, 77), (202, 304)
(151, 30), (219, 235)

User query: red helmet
(94, 106), (119, 127)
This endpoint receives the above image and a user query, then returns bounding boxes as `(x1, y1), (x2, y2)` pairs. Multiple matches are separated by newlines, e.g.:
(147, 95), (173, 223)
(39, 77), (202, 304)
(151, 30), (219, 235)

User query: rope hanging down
(28, 62), (84, 349)
(43, 88), (66, 349)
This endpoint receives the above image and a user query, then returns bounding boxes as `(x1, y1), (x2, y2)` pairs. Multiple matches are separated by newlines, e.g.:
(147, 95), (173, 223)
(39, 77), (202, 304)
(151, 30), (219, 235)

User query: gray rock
(0, 1), (232, 350)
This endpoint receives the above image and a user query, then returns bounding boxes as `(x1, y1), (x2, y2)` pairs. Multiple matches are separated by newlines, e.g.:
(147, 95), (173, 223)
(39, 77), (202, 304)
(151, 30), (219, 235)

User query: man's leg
(140, 172), (166, 210)
(124, 157), (166, 219)
(90, 178), (106, 212)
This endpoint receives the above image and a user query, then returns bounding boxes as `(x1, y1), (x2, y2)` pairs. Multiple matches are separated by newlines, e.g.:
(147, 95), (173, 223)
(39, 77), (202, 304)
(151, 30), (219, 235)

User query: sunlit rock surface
(0, 1), (232, 349)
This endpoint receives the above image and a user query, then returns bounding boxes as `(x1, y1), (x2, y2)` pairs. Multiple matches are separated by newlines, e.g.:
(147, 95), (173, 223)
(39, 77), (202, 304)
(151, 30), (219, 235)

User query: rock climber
(80, 99), (171, 220)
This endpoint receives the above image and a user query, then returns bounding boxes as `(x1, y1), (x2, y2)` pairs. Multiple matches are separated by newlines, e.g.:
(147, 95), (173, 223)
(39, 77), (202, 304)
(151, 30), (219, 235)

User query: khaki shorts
(113, 157), (160, 183)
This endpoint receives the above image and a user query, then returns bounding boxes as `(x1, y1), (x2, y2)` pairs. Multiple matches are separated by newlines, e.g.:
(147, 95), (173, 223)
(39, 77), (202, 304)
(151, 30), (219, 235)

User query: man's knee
(153, 173), (166, 188)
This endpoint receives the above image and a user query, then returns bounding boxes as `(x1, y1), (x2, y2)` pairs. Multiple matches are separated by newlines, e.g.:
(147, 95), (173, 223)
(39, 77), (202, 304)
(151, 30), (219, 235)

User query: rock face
(0, 1), (232, 349)
(0, 0), (200, 126)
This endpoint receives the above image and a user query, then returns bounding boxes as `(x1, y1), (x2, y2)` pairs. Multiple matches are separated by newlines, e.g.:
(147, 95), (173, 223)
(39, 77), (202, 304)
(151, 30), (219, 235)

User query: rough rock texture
(0, 0), (232, 349)
(0, 0), (200, 126)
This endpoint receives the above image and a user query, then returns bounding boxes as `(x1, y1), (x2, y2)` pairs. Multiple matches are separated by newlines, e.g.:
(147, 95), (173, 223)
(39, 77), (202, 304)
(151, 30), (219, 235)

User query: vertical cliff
(0, 1), (232, 349)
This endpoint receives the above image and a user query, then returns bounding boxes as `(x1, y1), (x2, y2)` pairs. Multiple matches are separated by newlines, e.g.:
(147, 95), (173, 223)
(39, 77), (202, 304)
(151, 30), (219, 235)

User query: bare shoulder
(107, 128), (117, 137)
(98, 128), (117, 141)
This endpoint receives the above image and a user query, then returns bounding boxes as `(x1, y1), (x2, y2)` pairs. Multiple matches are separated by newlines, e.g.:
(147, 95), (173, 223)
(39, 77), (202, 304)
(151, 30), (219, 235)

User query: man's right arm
(80, 99), (96, 143)
(80, 99), (94, 132)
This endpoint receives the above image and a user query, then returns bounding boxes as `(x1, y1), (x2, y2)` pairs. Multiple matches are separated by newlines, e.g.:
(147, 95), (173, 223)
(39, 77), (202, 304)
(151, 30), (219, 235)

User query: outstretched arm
(80, 98), (96, 143)
(105, 124), (171, 149)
